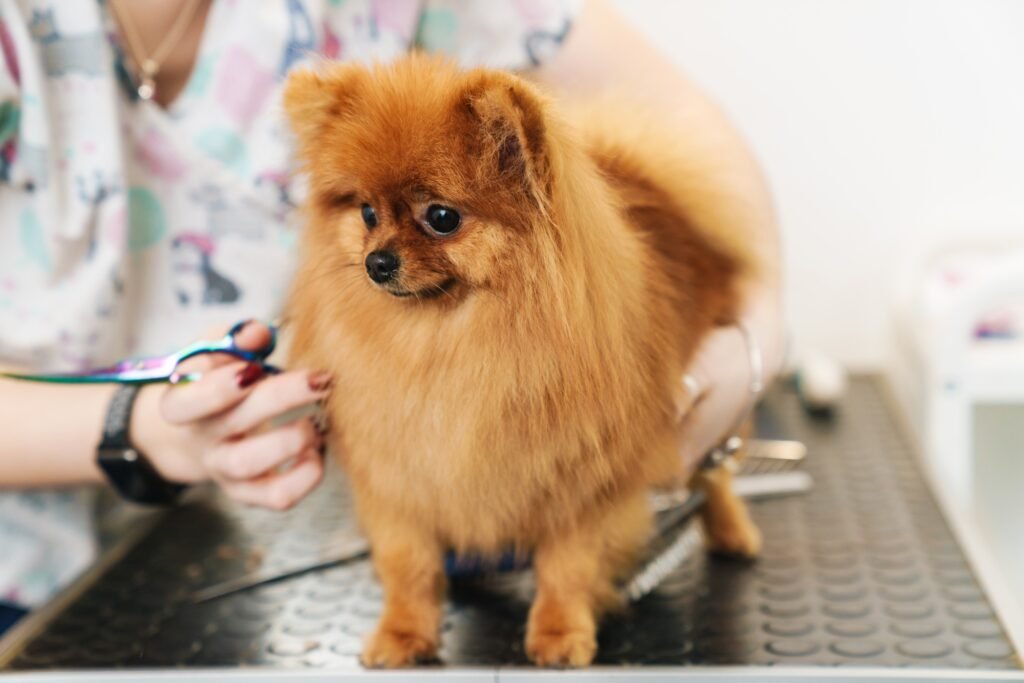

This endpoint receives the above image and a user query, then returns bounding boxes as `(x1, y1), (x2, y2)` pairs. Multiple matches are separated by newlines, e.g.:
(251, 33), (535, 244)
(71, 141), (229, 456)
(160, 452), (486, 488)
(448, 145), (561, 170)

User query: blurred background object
(889, 243), (1024, 628)
(794, 350), (848, 417)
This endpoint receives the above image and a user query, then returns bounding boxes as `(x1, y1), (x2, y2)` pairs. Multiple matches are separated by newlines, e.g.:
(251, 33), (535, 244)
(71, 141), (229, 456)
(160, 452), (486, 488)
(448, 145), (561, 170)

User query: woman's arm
(0, 323), (332, 510)
(528, 0), (785, 469)
(0, 380), (116, 486)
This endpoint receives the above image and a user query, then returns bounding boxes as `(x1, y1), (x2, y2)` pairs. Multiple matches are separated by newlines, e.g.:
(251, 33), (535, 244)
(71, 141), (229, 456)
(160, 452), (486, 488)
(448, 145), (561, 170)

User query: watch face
(98, 449), (140, 500)
(97, 448), (184, 505)
(98, 447), (139, 464)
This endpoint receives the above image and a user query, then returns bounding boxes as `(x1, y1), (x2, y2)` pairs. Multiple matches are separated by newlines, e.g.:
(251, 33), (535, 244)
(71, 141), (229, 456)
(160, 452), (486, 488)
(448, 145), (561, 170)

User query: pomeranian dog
(284, 54), (763, 668)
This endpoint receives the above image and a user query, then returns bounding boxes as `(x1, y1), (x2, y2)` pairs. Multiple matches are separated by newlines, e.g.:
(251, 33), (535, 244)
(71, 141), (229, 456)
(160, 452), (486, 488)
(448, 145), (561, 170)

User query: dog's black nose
(365, 250), (400, 284)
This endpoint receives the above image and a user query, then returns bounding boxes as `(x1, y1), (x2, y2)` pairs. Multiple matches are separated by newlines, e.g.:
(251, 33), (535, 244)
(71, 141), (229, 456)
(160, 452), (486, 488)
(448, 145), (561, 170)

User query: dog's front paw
(525, 627), (596, 668)
(361, 627), (438, 668)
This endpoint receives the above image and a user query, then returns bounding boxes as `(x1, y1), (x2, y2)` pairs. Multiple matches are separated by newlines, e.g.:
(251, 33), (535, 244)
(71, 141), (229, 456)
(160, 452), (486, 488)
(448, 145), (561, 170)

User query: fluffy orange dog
(284, 55), (762, 668)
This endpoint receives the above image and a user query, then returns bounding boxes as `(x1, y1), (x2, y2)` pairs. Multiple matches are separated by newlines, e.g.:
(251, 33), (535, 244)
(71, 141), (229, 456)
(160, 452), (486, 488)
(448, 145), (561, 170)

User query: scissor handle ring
(226, 320), (278, 358)
(170, 321), (282, 379)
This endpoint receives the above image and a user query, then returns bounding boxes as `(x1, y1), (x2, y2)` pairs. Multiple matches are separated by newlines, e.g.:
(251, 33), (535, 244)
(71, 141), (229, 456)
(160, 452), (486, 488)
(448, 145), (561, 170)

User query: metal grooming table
(1, 376), (1021, 681)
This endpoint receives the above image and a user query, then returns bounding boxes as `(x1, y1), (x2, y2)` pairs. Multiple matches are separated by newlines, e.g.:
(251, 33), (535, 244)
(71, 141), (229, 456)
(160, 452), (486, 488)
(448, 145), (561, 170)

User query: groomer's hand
(131, 321), (332, 510)
(675, 325), (756, 475)
(674, 294), (785, 477)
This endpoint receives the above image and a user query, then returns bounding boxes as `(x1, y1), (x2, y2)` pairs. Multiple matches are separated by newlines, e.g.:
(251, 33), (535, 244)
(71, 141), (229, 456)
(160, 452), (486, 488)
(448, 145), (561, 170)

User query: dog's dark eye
(425, 205), (460, 235)
(361, 203), (378, 229)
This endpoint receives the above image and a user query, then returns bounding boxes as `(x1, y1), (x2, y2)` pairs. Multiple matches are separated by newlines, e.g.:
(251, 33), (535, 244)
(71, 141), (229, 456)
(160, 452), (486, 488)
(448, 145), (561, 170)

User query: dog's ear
(283, 64), (367, 157)
(459, 72), (551, 205)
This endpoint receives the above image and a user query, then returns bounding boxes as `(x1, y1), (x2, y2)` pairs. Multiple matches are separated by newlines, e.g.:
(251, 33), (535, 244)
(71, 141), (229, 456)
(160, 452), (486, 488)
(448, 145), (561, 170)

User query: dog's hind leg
(691, 431), (762, 558)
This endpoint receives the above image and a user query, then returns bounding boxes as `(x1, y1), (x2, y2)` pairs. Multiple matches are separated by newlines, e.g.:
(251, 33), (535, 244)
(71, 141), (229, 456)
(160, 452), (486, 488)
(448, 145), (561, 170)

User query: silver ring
(681, 373), (703, 403)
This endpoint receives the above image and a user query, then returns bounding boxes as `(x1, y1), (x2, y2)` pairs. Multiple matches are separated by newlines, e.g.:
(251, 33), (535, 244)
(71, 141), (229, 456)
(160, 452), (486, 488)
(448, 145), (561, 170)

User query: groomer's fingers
(213, 368), (333, 439)
(676, 376), (749, 476)
(220, 450), (325, 511)
(206, 418), (320, 482)
(676, 395), (718, 475)
(160, 360), (264, 424)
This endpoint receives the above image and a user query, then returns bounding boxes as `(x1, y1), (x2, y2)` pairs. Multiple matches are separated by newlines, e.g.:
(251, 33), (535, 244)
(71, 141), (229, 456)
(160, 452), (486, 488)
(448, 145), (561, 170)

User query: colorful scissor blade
(0, 321), (283, 385)
(0, 354), (179, 384)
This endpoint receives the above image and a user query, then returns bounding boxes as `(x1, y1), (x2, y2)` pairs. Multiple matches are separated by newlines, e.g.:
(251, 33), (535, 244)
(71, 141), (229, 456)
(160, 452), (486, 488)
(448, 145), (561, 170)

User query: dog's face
(284, 56), (552, 302)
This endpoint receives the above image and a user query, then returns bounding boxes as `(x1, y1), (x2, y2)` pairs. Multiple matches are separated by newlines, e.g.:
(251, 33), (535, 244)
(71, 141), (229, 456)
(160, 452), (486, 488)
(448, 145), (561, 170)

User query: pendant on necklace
(137, 77), (155, 101)
(137, 58), (158, 102)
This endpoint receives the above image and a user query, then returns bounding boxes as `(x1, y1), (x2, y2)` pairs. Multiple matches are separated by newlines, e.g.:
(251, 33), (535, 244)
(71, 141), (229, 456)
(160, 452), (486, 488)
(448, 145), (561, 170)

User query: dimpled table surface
(0, 376), (1021, 681)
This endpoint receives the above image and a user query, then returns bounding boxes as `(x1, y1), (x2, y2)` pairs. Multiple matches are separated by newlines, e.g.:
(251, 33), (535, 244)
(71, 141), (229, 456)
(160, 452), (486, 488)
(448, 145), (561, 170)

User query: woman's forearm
(0, 378), (114, 487)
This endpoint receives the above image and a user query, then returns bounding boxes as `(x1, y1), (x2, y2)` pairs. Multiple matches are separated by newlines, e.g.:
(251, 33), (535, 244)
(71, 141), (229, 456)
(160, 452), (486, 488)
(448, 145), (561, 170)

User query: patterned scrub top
(0, 0), (581, 608)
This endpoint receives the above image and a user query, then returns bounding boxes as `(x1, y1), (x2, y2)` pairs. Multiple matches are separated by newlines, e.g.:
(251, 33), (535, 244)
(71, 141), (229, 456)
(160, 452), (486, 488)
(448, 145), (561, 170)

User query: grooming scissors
(0, 320), (281, 385)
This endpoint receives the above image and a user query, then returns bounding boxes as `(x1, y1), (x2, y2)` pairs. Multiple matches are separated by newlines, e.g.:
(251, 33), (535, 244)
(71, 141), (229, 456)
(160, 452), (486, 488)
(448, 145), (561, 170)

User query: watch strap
(99, 384), (141, 450)
(97, 384), (186, 505)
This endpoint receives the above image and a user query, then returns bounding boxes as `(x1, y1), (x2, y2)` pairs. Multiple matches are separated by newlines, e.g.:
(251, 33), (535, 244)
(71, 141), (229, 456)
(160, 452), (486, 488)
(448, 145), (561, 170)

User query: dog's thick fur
(284, 55), (761, 668)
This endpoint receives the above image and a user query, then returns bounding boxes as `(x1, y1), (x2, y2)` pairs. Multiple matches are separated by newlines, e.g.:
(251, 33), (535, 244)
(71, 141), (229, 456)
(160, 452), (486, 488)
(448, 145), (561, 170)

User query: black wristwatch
(97, 384), (187, 505)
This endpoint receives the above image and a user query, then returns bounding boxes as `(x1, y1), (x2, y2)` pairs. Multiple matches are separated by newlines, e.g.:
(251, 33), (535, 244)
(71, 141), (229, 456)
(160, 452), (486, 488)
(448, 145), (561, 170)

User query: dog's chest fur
(325, 299), (677, 553)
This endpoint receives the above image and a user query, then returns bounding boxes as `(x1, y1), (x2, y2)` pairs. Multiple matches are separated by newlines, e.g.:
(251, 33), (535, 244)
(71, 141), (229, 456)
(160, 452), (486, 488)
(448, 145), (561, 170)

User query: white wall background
(611, 0), (1024, 369)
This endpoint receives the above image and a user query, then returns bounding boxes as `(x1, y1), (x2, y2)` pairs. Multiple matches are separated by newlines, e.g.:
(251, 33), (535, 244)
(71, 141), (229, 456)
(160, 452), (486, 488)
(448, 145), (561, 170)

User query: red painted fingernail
(308, 370), (334, 392)
(236, 362), (266, 388)
(313, 414), (329, 436)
